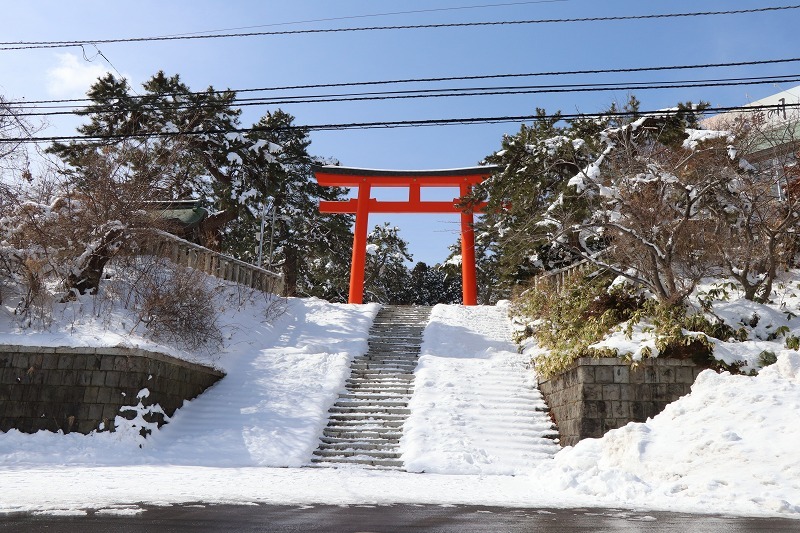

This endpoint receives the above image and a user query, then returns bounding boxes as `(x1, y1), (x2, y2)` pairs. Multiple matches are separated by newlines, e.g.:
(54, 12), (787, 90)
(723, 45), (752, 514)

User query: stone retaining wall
(0, 345), (224, 435)
(538, 357), (704, 446)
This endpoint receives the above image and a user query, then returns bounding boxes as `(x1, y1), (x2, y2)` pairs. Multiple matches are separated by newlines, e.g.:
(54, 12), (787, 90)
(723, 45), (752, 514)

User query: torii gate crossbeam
(313, 165), (500, 305)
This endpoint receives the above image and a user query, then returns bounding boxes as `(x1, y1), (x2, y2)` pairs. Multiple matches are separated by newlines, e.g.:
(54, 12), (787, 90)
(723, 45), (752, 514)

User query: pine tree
(363, 223), (413, 304)
(408, 262), (461, 305)
(45, 71), (281, 294)
(231, 110), (353, 297)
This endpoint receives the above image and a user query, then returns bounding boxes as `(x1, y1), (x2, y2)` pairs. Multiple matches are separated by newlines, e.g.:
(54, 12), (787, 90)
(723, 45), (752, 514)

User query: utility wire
(159, 0), (569, 36)
(2, 103), (794, 144)
(6, 57), (800, 108)
(8, 75), (800, 117)
(1, 5), (797, 50)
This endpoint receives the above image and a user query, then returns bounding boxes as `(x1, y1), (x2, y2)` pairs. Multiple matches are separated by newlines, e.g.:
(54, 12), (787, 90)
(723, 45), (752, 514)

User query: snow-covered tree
(474, 107), (606, 289)
(407, 261), (461, 305)
(709, 113), (800, 302)
(49, 72), (281, 252)
(229, 110), (353, 297)
(363, 223), (412, 304)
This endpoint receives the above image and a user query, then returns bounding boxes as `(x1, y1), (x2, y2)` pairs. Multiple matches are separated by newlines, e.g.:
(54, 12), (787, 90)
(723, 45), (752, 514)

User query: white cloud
(46, 52), (121, 98)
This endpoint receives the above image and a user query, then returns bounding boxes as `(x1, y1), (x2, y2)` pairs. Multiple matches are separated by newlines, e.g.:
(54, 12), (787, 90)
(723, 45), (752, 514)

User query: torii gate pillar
(313, 165), (500, 306)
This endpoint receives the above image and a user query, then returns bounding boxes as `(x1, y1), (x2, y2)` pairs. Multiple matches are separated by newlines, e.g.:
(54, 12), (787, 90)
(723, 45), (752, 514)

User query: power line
(8, 75), (800, 117)
(2, 103), (794, 144)
(1, 5), (797, 51)
(6, 57), (800, 108)
(158, 0), (569, 37)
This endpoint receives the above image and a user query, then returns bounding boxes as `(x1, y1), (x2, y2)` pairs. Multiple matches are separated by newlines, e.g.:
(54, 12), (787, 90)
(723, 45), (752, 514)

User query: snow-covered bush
(113, 258), (223, 351)
(514, 271), (775, 379)
(513, 272), (643, 379)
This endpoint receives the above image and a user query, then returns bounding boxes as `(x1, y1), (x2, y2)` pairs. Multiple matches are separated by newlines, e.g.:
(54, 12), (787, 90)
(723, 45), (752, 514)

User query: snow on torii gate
(313, 165), (500, 306)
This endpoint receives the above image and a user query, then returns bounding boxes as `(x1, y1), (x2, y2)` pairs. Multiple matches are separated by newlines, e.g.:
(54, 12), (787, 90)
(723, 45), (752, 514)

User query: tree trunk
(282, 245), (298, 297)
(63, 229), (124, 299)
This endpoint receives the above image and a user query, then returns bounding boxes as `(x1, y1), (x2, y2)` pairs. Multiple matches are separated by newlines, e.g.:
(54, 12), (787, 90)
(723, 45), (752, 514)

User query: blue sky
(1, 0), (797, 265)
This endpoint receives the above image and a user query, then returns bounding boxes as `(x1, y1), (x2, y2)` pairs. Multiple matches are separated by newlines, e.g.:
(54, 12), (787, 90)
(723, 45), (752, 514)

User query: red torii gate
(313, 165), (499, 306)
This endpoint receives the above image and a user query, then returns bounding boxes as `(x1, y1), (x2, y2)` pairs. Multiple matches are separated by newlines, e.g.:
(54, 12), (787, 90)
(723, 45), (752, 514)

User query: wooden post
(348, 181), (372, 304)
(460, 182), (478, 306)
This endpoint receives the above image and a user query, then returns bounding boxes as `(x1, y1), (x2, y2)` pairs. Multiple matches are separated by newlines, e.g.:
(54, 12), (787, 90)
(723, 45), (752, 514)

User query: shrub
(758, 350), (778, 367)
(513, 272), (643, 379)
(127, 259), (223, 351)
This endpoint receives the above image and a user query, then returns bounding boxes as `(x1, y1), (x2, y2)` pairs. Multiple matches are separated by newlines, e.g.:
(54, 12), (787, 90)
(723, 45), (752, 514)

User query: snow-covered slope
(401, 302), (559, 475)
(0, 298), (379, 468)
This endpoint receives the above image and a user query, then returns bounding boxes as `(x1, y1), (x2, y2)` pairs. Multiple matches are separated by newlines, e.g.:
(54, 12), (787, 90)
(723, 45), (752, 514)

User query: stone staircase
(310, 305), (432, 469)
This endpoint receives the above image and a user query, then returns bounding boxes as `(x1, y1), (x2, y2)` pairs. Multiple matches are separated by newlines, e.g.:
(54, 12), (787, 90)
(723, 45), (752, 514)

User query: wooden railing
(136, 230), (284, 294)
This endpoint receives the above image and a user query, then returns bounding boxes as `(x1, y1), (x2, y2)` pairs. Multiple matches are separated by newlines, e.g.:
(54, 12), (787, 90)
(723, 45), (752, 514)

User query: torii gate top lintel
(312, 164), (500, 182)
(313, 164), (501, 306)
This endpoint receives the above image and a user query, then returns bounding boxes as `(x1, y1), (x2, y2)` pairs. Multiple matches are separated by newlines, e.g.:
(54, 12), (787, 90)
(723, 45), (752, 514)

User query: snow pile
(0, 290), (378, 467)
(542, 351), (800, 515)
(401, 302), (559, 475)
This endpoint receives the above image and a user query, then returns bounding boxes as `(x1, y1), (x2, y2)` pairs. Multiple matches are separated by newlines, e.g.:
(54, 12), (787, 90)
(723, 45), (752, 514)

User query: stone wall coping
(539, 356), (701, 385)
(0, 344), (225, 377)
(573, 356), (699, 368)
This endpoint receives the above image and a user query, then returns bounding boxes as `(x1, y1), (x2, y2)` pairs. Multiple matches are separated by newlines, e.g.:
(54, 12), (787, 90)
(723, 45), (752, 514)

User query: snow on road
(401, 302), (559, 474)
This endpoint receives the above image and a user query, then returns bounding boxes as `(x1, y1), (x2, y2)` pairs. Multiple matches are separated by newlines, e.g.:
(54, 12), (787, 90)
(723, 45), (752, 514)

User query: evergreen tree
(408, 262), (461, 305)
(230, 110), (353, 297)
(363, 223), (412, 304)
(48, 71), (280, 250)
(473, 108), (605, 291)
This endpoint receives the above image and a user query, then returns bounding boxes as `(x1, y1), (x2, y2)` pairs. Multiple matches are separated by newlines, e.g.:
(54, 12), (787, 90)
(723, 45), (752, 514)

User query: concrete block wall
(538, 357), (704, 446)
(0, 345), (224, 435)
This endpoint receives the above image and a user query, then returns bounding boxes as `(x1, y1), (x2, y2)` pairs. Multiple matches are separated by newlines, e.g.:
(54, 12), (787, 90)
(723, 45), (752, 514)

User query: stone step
(370, 325), (426, 330)
(355, 361), (418, 368)
(317, 441), (400, 453)
(329, 406), (411, 415)
(350, 364), (417, 372)
(368, 330), (424, 336)
(349, 370), (415, 377)
(368, 340), (422, 345)
(362, 353), (420, 359)
(320, 435), (400, 446)
(359, 353), (420, 360)
(352, 357), (418, 365)
(309, 457), (404, 469)
(313, 448), (401, 460)
(312, 305), (429, 471)
(326, 418), (405, 428)
(338, 397), (411, 406)
(344, 383), (414, 394)
(322, 428), (403, 440)
(335, 397), (410, 407)
(328, 412), (408, 421)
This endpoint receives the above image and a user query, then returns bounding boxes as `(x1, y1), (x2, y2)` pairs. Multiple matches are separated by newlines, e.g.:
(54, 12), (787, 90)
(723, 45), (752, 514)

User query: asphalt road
(2, 504), (799, 532)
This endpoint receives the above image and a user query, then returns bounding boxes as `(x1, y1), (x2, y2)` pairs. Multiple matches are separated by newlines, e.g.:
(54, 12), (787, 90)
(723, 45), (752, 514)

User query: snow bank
(543, 351), (800, 516)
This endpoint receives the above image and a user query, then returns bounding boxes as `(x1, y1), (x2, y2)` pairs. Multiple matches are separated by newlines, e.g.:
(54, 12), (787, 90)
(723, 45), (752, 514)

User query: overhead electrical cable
(158, 0), (570, 36)
(6, 56), (800, 108)
(8, 75), (800, 117)
(2, 103), (795, 144)
(1, 5), (797, 50)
